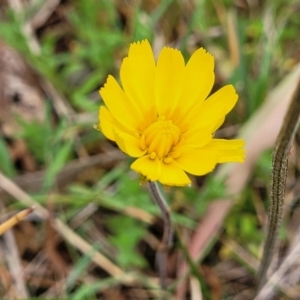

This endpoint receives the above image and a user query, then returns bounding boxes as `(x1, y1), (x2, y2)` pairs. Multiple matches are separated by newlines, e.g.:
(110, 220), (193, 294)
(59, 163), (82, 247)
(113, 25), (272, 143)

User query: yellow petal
(185, 85), (238, 132)
(100, 76), (141, 131)
(115, 132), (145, 157)
(99, 106), (137, 140)
(202, 139), (245, 163)
(173, 48), (215, 122)
(155, 47), (185, 118)
(211, 117), (225, 132)
(131, 155), (161, 181)
(120, 40), (156, 127)
(158, 161), (191, 186)
(174, 149), (218, 176)
(181, 130), (212, 148)
(99, 106), (115, 141)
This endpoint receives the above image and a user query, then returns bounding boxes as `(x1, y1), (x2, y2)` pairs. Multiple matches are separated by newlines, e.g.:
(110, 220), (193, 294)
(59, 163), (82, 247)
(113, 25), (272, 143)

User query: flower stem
(256, 82), (300, 292)
(148, 181), (173, 289)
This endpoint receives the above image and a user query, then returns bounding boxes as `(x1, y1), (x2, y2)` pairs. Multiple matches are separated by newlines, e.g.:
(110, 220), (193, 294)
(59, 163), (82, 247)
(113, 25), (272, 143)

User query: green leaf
(0, 136), (15, 177)
(43, 140), (73, 190)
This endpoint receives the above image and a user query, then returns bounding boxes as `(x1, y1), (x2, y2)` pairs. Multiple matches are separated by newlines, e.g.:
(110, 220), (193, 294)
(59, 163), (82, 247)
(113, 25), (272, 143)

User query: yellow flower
(97, 40), (245, 186)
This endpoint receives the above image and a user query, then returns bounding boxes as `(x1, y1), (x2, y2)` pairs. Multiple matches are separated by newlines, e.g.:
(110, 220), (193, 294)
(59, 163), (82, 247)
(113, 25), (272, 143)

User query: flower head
(97, 40), (245, 186)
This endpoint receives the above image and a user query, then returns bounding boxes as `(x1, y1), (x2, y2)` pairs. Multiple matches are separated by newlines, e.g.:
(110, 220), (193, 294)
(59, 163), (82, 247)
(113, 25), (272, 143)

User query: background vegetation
(0, 0), (300, 299)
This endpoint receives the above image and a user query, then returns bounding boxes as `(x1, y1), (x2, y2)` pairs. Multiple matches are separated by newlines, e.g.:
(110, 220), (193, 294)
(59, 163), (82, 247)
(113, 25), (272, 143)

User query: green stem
(148, 181), (173, 290)
(256, 82), (300, 291)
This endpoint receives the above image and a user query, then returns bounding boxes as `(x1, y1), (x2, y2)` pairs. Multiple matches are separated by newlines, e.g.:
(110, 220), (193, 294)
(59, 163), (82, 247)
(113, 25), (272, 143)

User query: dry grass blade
(30, 0), (61, 29)
(7, 0), (40, 54)
(0, 207), (34, 236)
(0, 172), (48, 218)
(54, 219), (124, 277)
(254, 238), (300, 300)
(9, 151), (125, 193)
(226, 10), (240, 67)
(190, 277), (203, 300)
(2, 230), (29, 298)
(0, 171), (166, 295)
(224, 239), (259, 272)
(0, 171), (123, 277)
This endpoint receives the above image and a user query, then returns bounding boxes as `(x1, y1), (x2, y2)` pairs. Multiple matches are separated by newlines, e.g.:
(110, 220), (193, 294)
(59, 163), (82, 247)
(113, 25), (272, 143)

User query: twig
(256, 81), (300, 291)
(148, 181), (173, 289)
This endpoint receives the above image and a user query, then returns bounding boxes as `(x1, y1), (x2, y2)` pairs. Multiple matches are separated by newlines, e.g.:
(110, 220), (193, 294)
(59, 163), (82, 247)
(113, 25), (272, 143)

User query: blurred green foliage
(0, 135), (16, 177)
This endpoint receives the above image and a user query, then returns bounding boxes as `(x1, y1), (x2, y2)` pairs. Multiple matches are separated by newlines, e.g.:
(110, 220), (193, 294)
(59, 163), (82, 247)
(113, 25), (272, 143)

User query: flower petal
(99, 106), (115, 141)
(155, 47), (185, 118)
(211, 117), (225, 132)
(173, 48), (215, 123)
(201, 139), (245, 163)
(100, 75), (141, 131)
(99, 106), (137, 139)
(120, 40), (156, 128)
(115, 132), (145, 157)
(159, 161), (191, 186)
(185, 85), (238, 132)
(180, 130), (212, 148)
(175, 149), (218, 176)
(131, 155), (161, 181)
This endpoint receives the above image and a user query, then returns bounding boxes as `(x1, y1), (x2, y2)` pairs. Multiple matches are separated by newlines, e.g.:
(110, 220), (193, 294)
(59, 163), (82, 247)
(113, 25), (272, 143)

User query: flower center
(139, 116), (180, 161)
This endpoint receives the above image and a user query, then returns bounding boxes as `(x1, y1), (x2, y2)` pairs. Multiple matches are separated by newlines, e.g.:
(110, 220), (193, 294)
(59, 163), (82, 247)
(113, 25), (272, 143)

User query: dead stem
(148, 181), (173, 290)
(256, 81), (300, 292)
